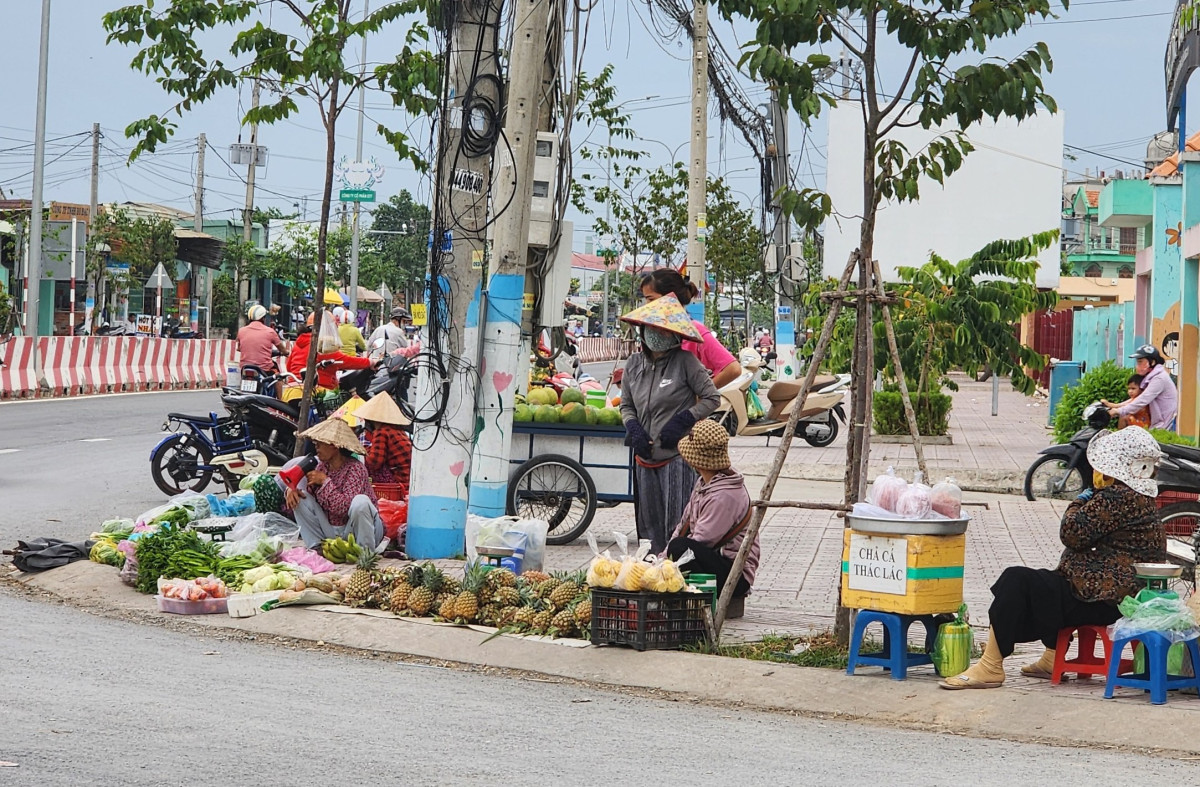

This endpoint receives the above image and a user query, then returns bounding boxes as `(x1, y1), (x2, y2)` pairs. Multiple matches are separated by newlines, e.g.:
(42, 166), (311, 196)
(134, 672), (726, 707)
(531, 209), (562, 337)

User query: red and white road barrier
(0, 337), (39, 399)
(575, 337), (638, 364)
(0, 336), (239, 399)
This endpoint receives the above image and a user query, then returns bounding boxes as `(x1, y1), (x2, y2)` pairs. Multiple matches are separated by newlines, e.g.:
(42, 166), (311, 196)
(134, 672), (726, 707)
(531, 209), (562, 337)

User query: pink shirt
(681, 320), (736, 379)
(236, 321), (283, 370)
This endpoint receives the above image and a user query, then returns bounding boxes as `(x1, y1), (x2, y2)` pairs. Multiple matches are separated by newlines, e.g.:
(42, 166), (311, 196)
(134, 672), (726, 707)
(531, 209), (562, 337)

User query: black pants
(988, 566), (1121, 658)
(667, 537), (751, 598)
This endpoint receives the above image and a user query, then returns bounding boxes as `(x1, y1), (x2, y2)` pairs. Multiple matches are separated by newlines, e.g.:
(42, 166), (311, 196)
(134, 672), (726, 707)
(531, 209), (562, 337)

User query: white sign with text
(847, 533), (908, 595)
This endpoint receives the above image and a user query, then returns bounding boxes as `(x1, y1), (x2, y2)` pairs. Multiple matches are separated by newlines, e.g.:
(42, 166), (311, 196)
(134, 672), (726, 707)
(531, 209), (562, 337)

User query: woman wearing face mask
(640, 269), (742, 388)
(618, 294), (722, 553)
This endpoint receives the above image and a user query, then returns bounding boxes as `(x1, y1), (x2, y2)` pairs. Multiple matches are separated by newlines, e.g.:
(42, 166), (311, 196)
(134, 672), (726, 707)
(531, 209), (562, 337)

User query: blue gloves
(659, 410), (697, 450)
(1076, 488), (1094, 503)
(624, 419), (653, 459)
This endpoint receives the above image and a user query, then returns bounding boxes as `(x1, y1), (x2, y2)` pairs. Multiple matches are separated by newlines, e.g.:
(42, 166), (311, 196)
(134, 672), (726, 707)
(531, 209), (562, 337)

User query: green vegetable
(101, 518), (135, 535)
(134, 526), (220, 594)
(214, 555), (267, 588)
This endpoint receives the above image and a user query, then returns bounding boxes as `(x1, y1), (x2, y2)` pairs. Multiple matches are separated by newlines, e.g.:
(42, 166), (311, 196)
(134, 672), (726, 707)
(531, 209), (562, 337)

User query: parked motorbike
(1023, 402), (1111, 501)
(149, 405), (291, 497)
(711, 350), (848, 447)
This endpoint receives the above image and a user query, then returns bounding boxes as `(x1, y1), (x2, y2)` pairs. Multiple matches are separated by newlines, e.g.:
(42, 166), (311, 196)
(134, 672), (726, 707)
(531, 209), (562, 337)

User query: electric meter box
(529, 132), (559, 248)
(535, 219), (573, 327)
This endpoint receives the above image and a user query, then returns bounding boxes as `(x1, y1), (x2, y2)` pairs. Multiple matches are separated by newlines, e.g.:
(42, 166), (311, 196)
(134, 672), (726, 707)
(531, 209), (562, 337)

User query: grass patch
(687, 631), (854, 669)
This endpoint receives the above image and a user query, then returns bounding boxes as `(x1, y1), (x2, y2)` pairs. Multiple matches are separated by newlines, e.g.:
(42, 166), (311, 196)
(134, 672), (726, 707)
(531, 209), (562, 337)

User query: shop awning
(174, 228), (225, 270)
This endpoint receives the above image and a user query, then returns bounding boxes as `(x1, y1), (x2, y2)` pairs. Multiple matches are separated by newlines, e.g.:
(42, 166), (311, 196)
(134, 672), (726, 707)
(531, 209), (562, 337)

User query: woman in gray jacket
(619, 294), (721, 552)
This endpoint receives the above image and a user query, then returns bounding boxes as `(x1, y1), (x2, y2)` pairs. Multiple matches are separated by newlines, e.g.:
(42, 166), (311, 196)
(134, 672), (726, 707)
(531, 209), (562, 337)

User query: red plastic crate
(372, 482), (406, 501)
(590, 588), (712, 651)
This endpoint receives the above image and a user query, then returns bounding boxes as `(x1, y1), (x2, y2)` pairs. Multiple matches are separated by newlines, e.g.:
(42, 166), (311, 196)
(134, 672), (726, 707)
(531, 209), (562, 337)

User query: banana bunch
(321, 535), (364, 564)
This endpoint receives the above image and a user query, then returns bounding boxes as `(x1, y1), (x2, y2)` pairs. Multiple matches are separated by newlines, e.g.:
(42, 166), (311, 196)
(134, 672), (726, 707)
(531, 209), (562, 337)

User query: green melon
(513, 403), (533, 423)
(598, 407), (623, 426)
(533, 404), (560, 423)
(561, 402), (588, 425)
(584, 405), (600, 425)
(560, 388), (585, 405)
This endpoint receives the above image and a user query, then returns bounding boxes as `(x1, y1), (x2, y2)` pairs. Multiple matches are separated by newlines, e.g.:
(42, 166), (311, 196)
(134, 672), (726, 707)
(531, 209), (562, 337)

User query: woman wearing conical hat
(618, 294), (721, 553)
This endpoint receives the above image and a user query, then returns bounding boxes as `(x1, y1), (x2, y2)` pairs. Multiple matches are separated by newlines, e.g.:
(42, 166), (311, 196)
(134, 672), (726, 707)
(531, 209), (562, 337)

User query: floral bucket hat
(619, 293), (703, 342)
(1086, 426), (1162, 497)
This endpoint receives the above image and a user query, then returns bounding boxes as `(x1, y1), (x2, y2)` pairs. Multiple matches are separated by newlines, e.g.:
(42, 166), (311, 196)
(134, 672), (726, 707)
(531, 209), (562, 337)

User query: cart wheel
(506, 455), (597, 546)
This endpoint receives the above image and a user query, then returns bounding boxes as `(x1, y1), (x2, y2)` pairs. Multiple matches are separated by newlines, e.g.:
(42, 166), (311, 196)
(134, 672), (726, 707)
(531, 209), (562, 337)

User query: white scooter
(711, 349), (849, 447)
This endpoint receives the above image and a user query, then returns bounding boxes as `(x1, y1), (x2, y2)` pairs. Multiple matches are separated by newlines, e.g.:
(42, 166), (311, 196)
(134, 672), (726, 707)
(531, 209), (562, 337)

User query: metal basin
(846, 513), (970, 536)
(1132, 562), (1183, 579)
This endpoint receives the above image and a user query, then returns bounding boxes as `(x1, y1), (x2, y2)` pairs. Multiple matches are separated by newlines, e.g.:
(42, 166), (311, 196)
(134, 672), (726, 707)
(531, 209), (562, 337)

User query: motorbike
(1023, 402), (1111, 501)
(711, 349), (848, 446)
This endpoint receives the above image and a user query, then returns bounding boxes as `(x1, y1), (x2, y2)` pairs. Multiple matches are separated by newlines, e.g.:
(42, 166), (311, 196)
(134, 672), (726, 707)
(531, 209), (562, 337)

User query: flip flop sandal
(1020, 664), (1053, 679)
(939, 674), (1004, 690)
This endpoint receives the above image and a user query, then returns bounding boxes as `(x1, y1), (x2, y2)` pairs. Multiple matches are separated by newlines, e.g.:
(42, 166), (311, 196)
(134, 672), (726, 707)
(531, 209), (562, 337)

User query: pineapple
(549, 581), (580, 610)
(572, 598), (591, 627)
(406, 564), (443, 617)
(442, 577), (463, 596)
(535, 577), (562, 600)
(407, 584), (435, 616)
(521, 570), (550, 585)
(497, 606), (518, 627)
(551, 609), (576, 637)
(530, 610), (554, 635)
(478, 603), (501, 626)
(388, 580), (413, 613)
(344, 550), (380, 606)
(493, 586), (521, 608)
(513, 607), (536, 629)
(450, 561), (489, 622)
(487, 568), (517, 588)
(438, 595), (457, 620)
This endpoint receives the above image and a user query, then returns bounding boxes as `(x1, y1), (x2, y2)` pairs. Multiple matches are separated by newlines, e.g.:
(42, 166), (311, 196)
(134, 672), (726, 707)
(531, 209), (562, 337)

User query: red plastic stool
(1050, 625), (1134, 684)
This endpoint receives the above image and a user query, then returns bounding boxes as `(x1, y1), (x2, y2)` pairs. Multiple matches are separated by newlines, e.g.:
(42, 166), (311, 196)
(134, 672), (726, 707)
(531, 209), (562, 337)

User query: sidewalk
(728, 376), (1054, 493)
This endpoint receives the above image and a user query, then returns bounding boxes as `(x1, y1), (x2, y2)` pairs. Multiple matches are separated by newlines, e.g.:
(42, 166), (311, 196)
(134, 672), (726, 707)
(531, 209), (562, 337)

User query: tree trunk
(294, 78), (340, 449)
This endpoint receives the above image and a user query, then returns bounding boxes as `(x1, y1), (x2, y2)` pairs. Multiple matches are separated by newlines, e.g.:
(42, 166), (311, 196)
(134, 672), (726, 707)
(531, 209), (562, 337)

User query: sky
(0, 0), (1179, 250)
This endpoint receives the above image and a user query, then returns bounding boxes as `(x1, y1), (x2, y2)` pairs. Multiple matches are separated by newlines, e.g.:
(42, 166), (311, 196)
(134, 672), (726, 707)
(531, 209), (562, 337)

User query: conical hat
(619, 293), (703, 342)
(354, 393), (411, 426)
(299, 416), (363, 455)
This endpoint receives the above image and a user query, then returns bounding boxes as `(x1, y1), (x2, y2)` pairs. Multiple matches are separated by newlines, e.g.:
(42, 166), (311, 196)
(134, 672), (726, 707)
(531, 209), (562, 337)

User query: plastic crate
(373, 482), (407, 501)
(590, 588), (712, 651)
(155, 596), (228, 615)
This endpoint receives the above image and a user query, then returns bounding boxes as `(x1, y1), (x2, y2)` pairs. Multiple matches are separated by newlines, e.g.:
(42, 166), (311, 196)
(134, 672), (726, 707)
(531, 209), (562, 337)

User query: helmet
(391, 307), (411, 321)
(738, 347), (762, 370)
(1129, 344), (1165, 364)
(332, 306), (346, 324)
(247, 304), (268, 322)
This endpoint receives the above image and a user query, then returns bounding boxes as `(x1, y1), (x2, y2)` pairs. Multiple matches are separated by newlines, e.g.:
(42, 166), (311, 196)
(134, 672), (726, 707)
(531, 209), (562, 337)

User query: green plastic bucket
(686, 573), (717, 613)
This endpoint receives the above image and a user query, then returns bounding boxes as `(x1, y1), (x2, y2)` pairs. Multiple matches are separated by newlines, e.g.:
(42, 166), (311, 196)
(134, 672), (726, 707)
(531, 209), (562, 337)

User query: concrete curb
(742, 462), (1027, 495)
(14, 561), (1200, 756)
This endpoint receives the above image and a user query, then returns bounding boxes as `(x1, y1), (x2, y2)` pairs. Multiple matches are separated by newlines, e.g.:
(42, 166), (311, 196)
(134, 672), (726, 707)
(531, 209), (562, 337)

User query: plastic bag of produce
(228, 512), (301, 543)
(930, 477), (963, 519)
(866, 467), (907, 512)
(614, 539), (653, 591)
(895, 471), (933, 519)
(585, 531), (621, 588)
(640, 550), (693, 593)
(89, 540), (125, 568)
(933, 604), (972, 677)
(1110, 589), (1200, 643)
(101, 518), (135, 536)
(378, 499), (408, 542)
(277, 546), (336, 574)
(507, 518), (549, 573)
(118, 544), (139, 587)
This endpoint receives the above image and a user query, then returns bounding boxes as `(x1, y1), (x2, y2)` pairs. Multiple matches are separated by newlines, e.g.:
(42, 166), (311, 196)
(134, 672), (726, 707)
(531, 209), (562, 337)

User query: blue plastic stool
(1103, 632), (1200, 705)
(846, 611), (940, 680)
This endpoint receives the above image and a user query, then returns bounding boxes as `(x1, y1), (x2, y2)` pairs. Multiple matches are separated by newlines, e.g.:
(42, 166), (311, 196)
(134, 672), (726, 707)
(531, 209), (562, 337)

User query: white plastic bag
(867, 467), (906, 512)
(229, 512), (301, 543)
(930, 477), (963, 519)
(896, 471), (933, 519)
(463, 515), (548, 571)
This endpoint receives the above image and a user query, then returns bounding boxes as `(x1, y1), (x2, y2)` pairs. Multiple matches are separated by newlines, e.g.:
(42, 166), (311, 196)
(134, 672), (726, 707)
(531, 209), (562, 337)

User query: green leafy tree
(87, 207), (178, 327)
(365, 190), (431, 304)
(103, 0), (440, 440)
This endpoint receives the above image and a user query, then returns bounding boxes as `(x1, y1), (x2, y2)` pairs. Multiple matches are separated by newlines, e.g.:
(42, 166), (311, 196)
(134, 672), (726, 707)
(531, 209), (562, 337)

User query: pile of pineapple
(341, 552), (592, 639)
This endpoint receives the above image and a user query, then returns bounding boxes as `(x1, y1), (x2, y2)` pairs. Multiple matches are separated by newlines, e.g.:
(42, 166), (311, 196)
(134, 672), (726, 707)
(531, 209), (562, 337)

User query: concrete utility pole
(468, 0), (550, 518)
(769, 88), (796, 380)
(407, 0), (503, 558)
(195, 133), (206, 335)
(685, 0), (709, 324)
(86, 122), (99, 330)
(349, 0), (369, 316)
(239, 81), (261, 323)
(26, 0), (52, 340)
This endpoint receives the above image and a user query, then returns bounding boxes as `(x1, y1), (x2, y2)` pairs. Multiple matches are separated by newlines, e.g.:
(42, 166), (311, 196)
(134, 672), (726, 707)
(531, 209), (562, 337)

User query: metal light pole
(348, 0), (369, 316)
(26, 0), (52, 339)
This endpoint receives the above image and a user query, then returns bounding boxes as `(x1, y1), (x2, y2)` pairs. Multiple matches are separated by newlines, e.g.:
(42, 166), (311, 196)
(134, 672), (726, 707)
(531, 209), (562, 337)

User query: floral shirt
(314, 458), (377, 529)
(1056, 483), (1165, 603)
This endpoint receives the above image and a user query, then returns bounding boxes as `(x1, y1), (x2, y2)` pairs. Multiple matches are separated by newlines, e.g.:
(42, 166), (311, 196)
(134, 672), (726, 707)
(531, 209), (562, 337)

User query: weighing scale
(1132, 562), (1184, 596)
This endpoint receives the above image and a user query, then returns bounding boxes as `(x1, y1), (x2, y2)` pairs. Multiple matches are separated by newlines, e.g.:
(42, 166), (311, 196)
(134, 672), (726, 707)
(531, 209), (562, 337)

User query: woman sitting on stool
(941, 426), (1166, 689)
(664, 419), (760, 619)
(280, 417), (383, 552)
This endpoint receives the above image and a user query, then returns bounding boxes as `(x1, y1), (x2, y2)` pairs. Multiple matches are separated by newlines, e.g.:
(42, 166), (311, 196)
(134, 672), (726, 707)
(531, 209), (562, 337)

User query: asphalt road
(0, 390), (218, 546)
(4, 593), (1199, 786)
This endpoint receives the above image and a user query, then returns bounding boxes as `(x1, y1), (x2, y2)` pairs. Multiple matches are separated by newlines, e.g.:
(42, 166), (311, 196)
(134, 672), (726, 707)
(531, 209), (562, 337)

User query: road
(4, 593), (1200, 785)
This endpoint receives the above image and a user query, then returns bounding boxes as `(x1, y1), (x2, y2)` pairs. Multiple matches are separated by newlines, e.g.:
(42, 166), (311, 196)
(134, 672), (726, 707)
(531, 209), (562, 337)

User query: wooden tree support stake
(872, 257), (928, 479)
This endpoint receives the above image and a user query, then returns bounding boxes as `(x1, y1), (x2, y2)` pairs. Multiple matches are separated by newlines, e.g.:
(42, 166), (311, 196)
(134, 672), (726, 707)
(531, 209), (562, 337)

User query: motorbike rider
(640, 269), (742, 388)
(1102, 344), (1179, 430)
(367, 307), (412, 360)
(334, 306), (367, 356)
(237, 304), (288, 374)
(284, 312), (377, 397)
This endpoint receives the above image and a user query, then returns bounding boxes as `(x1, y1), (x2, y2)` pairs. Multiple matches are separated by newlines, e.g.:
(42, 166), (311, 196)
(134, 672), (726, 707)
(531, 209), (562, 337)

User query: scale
(1133, 562), (1183, 595)
(475, 545), (514, 569)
